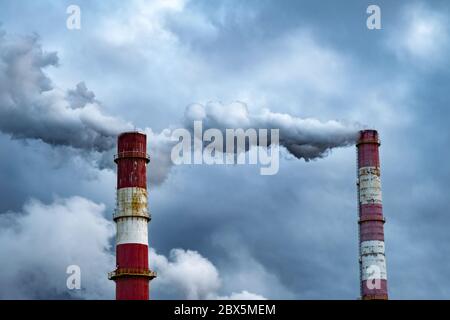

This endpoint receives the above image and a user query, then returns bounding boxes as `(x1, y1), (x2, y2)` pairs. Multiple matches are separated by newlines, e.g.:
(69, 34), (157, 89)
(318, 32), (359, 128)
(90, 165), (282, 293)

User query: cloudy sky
(0, 0), (449, 299)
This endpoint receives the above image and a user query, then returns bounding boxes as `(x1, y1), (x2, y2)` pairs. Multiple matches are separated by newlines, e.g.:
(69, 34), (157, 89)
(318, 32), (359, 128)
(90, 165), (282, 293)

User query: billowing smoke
(142, 101), (359, 184)
(0, 29), (357, 300)
(0, 31), (132, 152)
(0, 30), (176, 186)
(0, 196), (265, 300)
(184, 102), (360, 161)
(0, 30), (360, 186)
(150, 248), (267, 300)
(66, 82), (97, 109)
(0, 196), (115, 299)
(150, 248), (221, 299)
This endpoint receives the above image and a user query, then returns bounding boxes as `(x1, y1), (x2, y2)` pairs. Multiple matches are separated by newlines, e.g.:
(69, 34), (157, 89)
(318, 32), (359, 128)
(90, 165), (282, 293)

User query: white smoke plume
(0, 29), (360, 186)
(150, 248), (221, 299)
(0, 196), (115, 299)
(150, 248), (267, 300)
(0, 31), (132, 152)
(184, 101), (360, 161)
(0, 196), (265, 300)
(0, 30), (176, 186)
(133, 101), (360, 185)
(138, 101), (360, 185)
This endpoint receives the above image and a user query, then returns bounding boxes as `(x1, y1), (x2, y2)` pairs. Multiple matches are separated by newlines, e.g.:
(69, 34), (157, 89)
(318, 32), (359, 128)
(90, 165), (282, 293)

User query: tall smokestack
(108, 132), (156, 300)
(356, 130), (388, 300)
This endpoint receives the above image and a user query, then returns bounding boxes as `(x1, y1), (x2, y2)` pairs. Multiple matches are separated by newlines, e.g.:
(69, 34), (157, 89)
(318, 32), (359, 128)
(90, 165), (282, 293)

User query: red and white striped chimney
(356, 130), (388, 300)
(108, 132), (156, 300)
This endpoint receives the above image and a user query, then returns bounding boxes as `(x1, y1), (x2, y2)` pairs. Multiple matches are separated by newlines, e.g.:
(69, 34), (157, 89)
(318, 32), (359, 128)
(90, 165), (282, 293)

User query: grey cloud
(1, 0), (450, 300)
(0, 195), (265, 299)
(145, 128), (178, 186)
(150, 248), (221, 299)
(386, 2), (450, 66)
(184, 101), (360, 160)
(0, 31), (132, 153)
(151, 247), (268, 300)
(0, 196), (115, 299)
(66, 82), (96, 109)
(137, 100), (361, 186)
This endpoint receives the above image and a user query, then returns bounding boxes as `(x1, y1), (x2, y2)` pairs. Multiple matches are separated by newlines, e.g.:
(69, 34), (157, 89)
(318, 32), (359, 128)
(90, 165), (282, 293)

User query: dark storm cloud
(0, 31), (131, 152)
(147, 0), (450, 299)
(0, 193), (266, 299)
(0, 22), (360, 299)
(0, 0), (449, 300)
(0, 196), (115, 299)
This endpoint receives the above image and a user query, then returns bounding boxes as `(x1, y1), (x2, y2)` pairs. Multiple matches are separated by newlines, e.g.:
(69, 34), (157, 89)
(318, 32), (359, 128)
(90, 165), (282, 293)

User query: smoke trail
(0, 30), (360, 185)
(0, 30), (176, 185)
(184, 102), (360, 161)
(0, 31), (132, 152)
(142, 102), (359, 185)
(0, 196), (266, 299)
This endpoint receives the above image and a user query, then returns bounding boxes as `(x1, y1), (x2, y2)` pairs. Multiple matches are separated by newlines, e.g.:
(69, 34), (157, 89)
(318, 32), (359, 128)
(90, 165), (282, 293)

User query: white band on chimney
(116, 217), (148, 245)
(360, 240), (387, 281)
(361, 240), (385, 255)
(359, 167), (382, 205)
(116, 187), (149, 218)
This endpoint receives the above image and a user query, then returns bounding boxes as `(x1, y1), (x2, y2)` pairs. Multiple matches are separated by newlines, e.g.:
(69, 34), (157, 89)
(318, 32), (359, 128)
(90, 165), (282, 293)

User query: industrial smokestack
(356, 130), (388, 300)
(108, 132), (156, 300)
